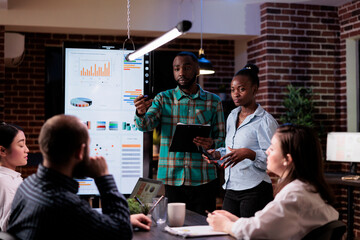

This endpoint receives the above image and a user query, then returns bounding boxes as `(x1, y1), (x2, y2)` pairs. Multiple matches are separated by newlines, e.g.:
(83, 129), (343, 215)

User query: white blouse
(231, 179), (339, 240)
(0, 166), (23, 231)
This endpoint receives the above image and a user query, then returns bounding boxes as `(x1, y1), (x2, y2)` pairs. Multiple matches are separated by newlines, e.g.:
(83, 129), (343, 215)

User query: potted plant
(280, 84), (314, 127)
(127, 198), (150, 215)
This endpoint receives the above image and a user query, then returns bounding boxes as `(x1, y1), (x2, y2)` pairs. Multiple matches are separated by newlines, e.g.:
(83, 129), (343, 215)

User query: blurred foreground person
(8, 115), (150, 240)
(0, 123), (29, 231)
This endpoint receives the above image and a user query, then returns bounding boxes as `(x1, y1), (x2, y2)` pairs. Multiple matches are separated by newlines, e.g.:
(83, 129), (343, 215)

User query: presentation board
(63, 42), (152, 195)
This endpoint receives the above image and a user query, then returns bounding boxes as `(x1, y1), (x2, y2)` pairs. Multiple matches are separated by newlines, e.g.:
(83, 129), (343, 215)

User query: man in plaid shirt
(134, 52), (225, 215)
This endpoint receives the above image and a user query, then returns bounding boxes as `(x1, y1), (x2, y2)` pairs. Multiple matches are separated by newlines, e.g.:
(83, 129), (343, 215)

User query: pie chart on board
(70, 97), (93, 107)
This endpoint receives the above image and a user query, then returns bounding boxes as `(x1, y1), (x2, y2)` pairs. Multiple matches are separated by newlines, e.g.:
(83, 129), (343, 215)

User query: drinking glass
(152, 197), (168, 225)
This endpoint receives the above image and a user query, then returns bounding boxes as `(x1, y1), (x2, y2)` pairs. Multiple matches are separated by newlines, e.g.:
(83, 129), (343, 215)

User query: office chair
(302, 220), (346, 240)
(0, 231), (17, 240)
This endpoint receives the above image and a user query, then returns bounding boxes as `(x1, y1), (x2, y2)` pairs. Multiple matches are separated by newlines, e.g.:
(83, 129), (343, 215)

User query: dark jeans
(165, 178), (219, 216)
(222, 181), (274, 218)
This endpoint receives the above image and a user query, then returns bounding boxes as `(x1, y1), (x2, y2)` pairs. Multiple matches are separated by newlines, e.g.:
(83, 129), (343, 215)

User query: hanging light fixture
(198, 0), (215, 75)
(126, 20), (192, 61)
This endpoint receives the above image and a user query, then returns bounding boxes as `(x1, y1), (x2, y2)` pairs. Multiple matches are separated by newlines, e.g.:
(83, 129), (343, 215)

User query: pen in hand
(205, 210), (214, 215)
(134, 196), (145, 207)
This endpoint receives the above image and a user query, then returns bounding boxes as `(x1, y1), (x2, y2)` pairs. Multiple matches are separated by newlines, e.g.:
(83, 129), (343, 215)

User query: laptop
(129, 178), (163, 203)
(93, 177), (162, 213)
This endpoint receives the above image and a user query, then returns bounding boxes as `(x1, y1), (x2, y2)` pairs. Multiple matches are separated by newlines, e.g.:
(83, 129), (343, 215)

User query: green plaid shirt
(134, 85), (225, 186)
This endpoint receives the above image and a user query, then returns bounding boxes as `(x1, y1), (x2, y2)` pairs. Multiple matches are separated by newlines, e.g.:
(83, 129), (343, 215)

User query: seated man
(7, 115), (150, 240)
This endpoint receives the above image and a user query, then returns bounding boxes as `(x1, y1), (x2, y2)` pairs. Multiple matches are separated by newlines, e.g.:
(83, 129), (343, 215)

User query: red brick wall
(339, 1), (360, 124)
(0, 26), (4, 121)
(248, 2), (360, 238)
(202, 40), (235, 91)
(248, 3), (342, 130)
(338, 2), (360, 238)
(247, 2), (346, 172)
(0, 31), (234, 175)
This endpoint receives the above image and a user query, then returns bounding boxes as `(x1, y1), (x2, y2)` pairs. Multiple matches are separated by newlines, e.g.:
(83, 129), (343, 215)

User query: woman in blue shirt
(203, 64), (278, 217)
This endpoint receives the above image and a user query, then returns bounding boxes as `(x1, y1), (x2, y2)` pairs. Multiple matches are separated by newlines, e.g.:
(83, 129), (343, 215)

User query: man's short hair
(39, 115), (89, 164)
(176, 51), (198, 63)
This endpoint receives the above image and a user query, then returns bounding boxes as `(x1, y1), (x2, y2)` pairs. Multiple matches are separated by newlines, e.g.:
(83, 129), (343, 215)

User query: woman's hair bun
(234, 63), (260, 87)
(243, 63), (259, 75)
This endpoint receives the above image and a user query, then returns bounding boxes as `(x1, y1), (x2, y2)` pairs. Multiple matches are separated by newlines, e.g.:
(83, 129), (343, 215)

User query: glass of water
(152, 197), (168, 225)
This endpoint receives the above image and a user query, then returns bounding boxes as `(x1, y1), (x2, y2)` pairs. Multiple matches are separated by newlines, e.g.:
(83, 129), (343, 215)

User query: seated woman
(0, 123), (29, 231)
(207, 124), (339, 240)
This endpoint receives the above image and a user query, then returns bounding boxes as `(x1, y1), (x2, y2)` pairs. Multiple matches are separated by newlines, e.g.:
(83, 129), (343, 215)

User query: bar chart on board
(80, 60), (111, 77)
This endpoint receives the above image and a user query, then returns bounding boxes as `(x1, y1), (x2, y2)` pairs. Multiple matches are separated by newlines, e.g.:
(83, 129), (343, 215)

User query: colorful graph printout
(123, 89), (142, 106)
(64, 46), (146, 195)
(81, 61), (110, 77)
(70, 97), (92, 107)
(94, 143), (115, 156)
(121, 144), (142, 178)
(96, 121), (106, 130)
(122, 122), (137, 131)
(109, 121), (118, 131)
(124, 58), (142, 70)
(78, 179), (92, 186)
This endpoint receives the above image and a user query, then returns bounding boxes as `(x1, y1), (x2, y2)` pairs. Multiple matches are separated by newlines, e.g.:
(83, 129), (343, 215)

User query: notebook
(169, 123), (211, 153)
(164, 225), (228, 238)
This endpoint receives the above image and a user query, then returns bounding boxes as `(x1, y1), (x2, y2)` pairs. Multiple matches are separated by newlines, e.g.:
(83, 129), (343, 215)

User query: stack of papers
(164, 225), (228, 238)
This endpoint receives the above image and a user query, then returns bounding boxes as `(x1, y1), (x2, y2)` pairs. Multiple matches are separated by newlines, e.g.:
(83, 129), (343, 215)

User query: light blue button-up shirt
(217, 104), (278, 191)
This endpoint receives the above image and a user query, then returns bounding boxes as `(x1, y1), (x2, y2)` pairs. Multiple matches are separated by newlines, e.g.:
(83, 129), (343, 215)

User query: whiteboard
(64, 43), (151, 195)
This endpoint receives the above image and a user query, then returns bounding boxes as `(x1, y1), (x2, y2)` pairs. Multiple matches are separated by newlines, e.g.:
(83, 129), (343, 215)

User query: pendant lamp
(198, 0), (215, 75)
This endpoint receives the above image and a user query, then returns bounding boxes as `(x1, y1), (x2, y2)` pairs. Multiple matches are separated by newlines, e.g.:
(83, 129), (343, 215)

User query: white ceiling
(0, 0), (354, 38)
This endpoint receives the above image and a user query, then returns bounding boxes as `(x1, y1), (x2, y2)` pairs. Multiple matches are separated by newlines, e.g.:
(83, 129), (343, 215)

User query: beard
(72, 145), (90, 179)
(176, 74), (197, 90)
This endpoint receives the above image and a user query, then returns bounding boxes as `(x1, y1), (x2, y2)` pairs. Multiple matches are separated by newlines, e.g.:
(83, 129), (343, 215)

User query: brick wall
(0, 26), (4, 121)
(0, 32), (234, 175)
(338, 2), (360, 238)
(247, 2), (346, 172)
(248, 3), (342, 130)
(247, 2), (360, 238)
(339, 1), (360, 124)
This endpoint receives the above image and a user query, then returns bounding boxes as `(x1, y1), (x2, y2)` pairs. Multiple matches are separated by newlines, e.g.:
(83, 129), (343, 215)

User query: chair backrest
(0, 231), (17, 240)
(302, 220), (347, 240)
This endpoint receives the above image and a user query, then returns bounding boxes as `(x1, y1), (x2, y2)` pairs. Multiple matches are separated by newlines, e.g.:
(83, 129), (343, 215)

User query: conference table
(133, 210), (235, 240)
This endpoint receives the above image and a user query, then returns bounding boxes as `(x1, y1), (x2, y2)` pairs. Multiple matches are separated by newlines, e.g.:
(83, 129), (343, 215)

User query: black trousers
(165, 178), (219, 216)
(222, 181), (274, 218)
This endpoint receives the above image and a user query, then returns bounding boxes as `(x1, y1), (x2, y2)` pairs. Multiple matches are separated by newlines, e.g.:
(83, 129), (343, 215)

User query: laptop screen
(129, 178), (163, 203)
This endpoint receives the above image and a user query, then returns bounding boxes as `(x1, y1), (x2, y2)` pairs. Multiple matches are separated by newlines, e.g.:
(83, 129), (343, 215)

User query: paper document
(164, 225), (228, 238)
